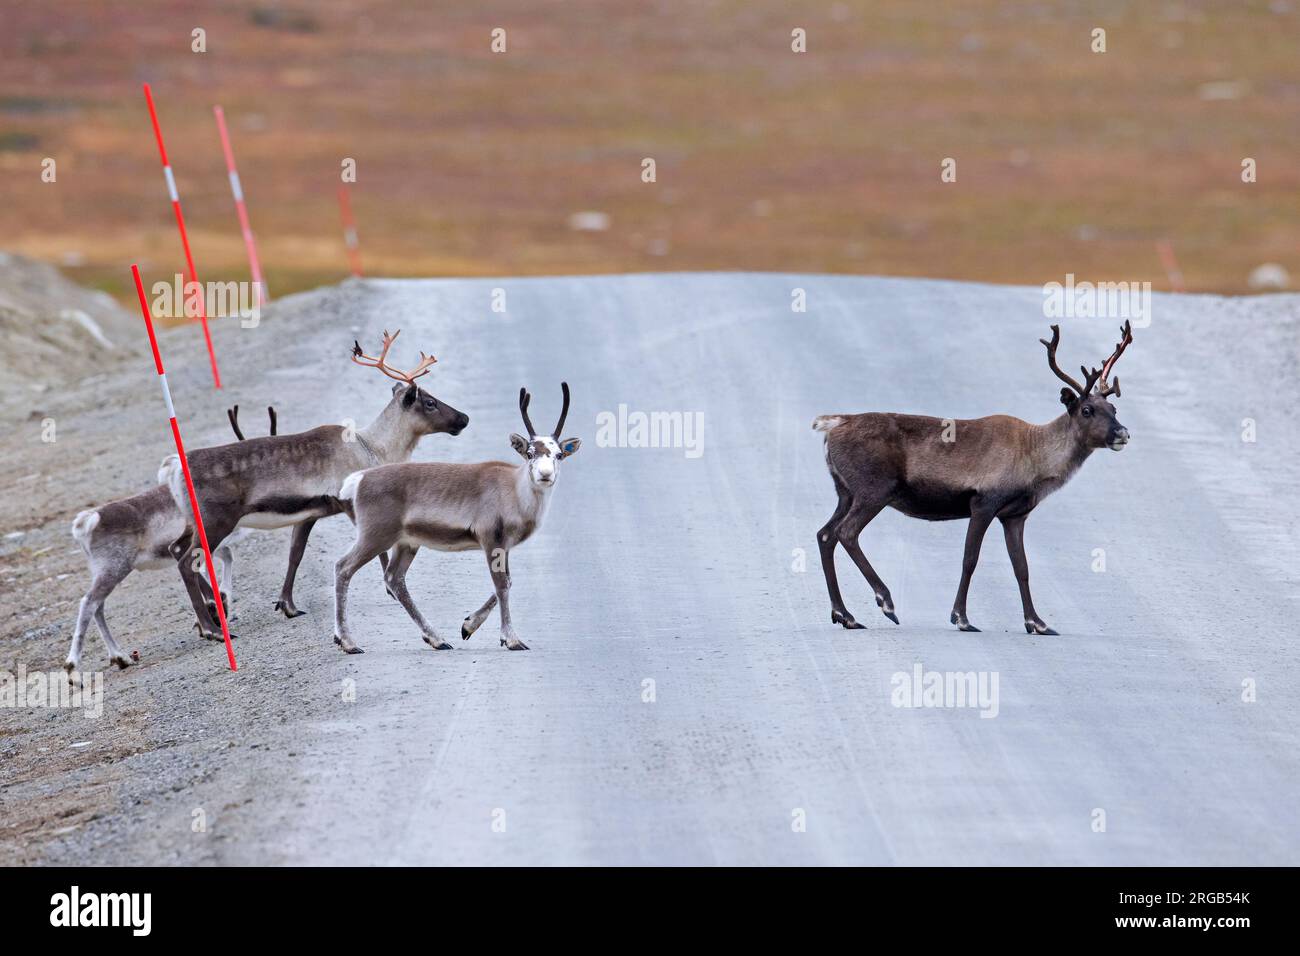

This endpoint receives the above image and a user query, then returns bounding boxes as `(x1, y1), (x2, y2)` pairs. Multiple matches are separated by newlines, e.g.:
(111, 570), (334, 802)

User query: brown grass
(1, 0), (1297, 301)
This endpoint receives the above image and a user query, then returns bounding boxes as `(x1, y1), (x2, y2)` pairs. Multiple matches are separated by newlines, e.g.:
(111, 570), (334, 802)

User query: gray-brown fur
(331, 383), (579, 655)
(64, 406), (278, 679)
(164, 377), (468, 638)
(814, 322), (1133, 634)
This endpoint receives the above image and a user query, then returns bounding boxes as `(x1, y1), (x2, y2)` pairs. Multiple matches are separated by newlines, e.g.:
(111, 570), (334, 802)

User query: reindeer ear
(392, 382), (406, 396)
(401, 384), (418, 407)
(1060, 387), (1078, 410)
(510, 433), (530, 458)
(558, 437), (581, 459)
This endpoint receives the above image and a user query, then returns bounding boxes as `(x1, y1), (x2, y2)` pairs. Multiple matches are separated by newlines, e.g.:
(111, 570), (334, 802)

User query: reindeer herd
(63, 319), (1134, 679)
(64, 330), (577, 677)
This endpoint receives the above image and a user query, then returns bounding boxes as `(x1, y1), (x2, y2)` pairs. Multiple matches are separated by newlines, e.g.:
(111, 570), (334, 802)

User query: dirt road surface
(2, 274), (1297, 864)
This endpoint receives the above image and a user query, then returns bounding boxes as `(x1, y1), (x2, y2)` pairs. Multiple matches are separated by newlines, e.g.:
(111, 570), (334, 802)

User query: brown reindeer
(813, 321), (1133, 634)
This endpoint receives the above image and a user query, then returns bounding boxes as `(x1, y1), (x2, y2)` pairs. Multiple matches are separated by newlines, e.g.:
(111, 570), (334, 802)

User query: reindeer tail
(336, 470), (366, 522)
(70, 510), (101, 554)
(159, 454), (194, 524)
(811, 415), (845, 433)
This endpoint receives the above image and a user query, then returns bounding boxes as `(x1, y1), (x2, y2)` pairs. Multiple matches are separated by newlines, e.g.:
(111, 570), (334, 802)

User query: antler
(351, 329), (437, 384)
(519, 387), (537, 438)
(1097, 320), (1134, 398)
(227, 405), (246, 441)
(1039, 325), (1088, 397)
(552, 382), (570, 438)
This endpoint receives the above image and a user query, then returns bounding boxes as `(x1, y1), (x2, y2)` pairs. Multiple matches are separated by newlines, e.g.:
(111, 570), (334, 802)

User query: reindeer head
(352, 330), (469, 436)
(1040, 321), (1133, 451)
(510, 383), (580, 488)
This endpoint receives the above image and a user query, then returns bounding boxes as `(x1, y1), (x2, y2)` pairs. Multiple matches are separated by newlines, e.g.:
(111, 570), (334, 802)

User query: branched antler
(1097, 320), (1134, 398)
(351, 329), (437, 384)
(1040, 325), (1088, 398)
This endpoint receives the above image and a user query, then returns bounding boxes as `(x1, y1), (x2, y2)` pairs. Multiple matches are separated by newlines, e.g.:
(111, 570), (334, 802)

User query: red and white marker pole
(143, 83), (222, 389)
(1155, 239), (1186, 293)
(213, 105), (268, 308)
(130, 264), (237, 672)
(338, 185), (363, 277)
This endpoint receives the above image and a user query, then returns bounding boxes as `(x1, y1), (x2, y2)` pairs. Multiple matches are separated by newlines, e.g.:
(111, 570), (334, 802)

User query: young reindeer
(162, 331), (469, 640)
(814, 321), (1133, 635)
(65, 406), (278, 678)
(332, 383), (580, 655)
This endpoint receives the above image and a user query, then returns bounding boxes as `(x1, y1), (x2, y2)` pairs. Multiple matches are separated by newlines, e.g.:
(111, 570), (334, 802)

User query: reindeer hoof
(875, 598), (900, 625)
(110, 655), (131, 670)
(950, 611), (980, 632)
(274, 600), (305, 619)
(461, 622), (472, 640)
(501, 637), (530, 651)
(206, 599), (237, 622)
(1025, 621), (1058, 636)
(831, 609), (865, 630)
(334, 636), (364, 655)
(423, 636), (454, 651)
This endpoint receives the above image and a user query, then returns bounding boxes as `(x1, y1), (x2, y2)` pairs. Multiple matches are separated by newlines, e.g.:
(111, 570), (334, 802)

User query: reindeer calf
(332, 384), (580, 654)
(65, 407), (276, 677)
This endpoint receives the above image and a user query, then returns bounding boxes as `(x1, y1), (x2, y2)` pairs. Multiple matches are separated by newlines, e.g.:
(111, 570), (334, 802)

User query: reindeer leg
(66, 562), (132, 681)
(818, 474), (861, 628)
(332, 533), (389, 655)
(173, 517), (242, 641)
(215, 544), (236, 622)
(485, 546), (526, 650)
(382, 544), (452, 650)
(461, 594), (498, 640)
(93, 605), (131, 670)
(837, 497), (898, 627)
(1001, 515), (1057, 635)
(951, 505), (995, 632)
(171, 532), (220, 638)
(275, 518), (316, 618)
(195, 524), (243, 638)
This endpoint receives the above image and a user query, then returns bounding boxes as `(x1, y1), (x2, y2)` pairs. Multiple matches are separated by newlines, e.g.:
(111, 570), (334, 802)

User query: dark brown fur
(814, 325), (1133, 634)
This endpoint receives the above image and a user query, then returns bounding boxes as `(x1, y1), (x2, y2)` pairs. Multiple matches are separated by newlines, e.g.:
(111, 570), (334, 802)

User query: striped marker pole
(131, 264), (237, 672)
(143, 83), (223, 389)
(213, 105), (269, 308)
(1155, 239), (1186, 293)
(338, 185), (363, 277)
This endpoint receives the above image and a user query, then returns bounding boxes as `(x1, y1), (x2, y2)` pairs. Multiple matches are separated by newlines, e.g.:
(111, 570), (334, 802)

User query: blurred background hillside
(1, 0), (1297, 302)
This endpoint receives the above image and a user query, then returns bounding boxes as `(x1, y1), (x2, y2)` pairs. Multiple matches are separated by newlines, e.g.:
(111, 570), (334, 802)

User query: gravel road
(2, 274), (1297, 864)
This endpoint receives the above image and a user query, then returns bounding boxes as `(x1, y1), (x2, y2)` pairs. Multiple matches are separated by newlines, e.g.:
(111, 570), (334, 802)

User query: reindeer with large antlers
(161, 331), (469, 640)
(813, 321), (1133, 634)
(332, 383), (580, 655)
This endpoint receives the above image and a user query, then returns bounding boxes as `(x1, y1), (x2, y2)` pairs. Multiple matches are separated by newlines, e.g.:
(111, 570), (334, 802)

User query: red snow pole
(338, 185), (363, 277)
(214, 105), (268, 307)
(130, 264), (237, 672)
(143, 83), (222, 388)
(1155, 239), (1186, 293)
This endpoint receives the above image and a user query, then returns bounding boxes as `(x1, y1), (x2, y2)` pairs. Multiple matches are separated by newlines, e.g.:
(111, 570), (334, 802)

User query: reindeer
(813, 321), (1133, 634)
(65, 406), (278, 678)
(331, 383), (580, 655)
(162, 331), (469, 640)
